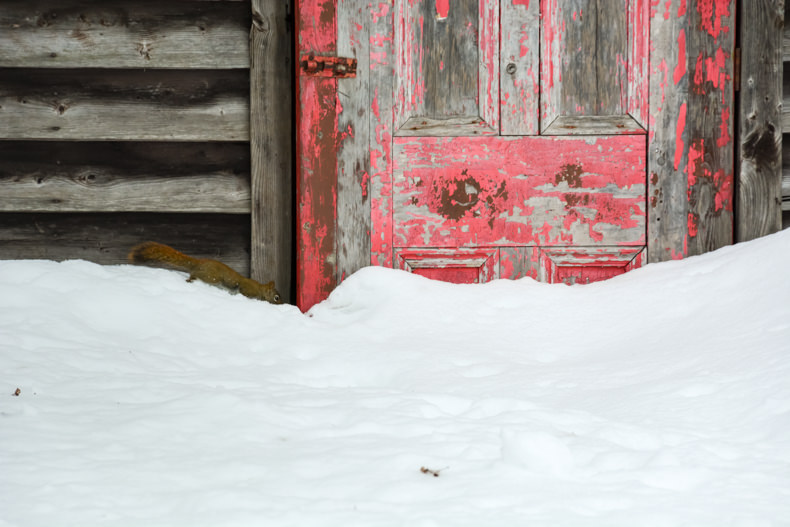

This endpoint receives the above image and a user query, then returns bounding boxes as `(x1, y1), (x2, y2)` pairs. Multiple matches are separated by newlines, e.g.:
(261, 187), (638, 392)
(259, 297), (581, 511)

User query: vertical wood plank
(561, 0), (599, 116)
(540, 0), (563, 128)
(370, 1), (395, 268)
(336, 0), (371, 282)
(648, 0), (735, 261)
(596, 0), (627, 114)
(423, 0), (479, 118)
(500, 0), (540, 135)
(251, 0), (293, 300)
(628, 0), (650, 128)
(297, 0), (339, 310)
(736, 0), (783, 241)
(478, 0), (500, 130)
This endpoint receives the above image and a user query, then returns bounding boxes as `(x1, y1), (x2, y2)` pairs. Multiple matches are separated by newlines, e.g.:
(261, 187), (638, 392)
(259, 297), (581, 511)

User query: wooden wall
(0, 0), (293, 299)
(782, 2), (790, 229)
(737, 0), (785, 239)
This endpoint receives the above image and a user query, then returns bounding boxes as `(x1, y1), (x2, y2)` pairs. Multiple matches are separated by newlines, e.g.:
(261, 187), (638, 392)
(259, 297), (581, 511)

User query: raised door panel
(395, 0), (499, 136)
(541, 0), (649, 134)
(390, 135), (647, 248)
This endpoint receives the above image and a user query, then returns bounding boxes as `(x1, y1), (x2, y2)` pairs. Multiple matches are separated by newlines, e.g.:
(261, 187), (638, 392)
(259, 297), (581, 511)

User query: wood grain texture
(0, 212), (252, 273)
(737, 0), (783, 241)
(394, 0), (498, 133)
(250, 0), (293, 301)
(0, 0), (250, 69)
(541, 0), (640, 134)
(391, 135), (647, 248)
(500, 0), (540, 135)
(782, 140), (790, 211)
(0, 68), (249, 141)
(336, 0), (371, 283)
(296, 0), (339, 310)
(542, 115), (646, 136)
(369, 0), (395, 269)
(0, 141), (250, 213)
(648, 0), (735, 261)
(422, 0), (479, 119)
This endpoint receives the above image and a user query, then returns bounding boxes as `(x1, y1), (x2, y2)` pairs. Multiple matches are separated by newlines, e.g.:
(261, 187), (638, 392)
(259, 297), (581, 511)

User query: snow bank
(1, 230), (789, 526)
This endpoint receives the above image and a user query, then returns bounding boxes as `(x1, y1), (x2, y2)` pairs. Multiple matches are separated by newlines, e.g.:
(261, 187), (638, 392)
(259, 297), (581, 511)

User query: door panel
(541, 0), (649, 134)
(395, 247), (499, 283)
(395, 0), (499, 136)
(391, 135), (646, 248)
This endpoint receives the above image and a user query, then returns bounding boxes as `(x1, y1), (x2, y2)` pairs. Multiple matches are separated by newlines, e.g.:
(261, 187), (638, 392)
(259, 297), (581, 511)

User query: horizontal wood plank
(394, 116), (498, 137)
(0, 69), (249, 141)
(393, 135), (647, 247)
(0, 212), (252, 273)
(0, 141), (251, 213)
(0, 1), (250, 69)
(542, 115), (647, 136)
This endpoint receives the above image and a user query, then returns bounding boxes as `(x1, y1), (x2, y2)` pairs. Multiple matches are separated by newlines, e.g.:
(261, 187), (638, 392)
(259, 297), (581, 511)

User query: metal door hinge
(299, 54), (357, 78)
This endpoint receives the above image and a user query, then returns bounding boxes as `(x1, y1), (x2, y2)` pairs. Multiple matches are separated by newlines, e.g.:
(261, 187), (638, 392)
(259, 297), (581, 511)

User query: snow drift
(1, 230), (789, 526)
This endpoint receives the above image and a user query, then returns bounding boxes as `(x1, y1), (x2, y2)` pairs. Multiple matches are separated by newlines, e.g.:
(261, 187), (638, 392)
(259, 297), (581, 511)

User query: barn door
(297, 0), (649, 310)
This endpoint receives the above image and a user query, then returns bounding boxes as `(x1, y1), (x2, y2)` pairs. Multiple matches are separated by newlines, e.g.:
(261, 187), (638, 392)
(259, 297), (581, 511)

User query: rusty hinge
(299, 54), (357, 78)
(734, 47), (740, 92)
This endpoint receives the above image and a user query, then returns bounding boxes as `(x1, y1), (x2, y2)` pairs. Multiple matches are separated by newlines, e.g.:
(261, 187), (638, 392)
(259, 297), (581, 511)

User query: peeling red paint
(385, 136), (646, 250)
(435, 0), (450, 19)
(696, 0), (731, 40)
(538, 247), (645, 285)
(674, 102), (687, 170)
(673, 29), (686, 85)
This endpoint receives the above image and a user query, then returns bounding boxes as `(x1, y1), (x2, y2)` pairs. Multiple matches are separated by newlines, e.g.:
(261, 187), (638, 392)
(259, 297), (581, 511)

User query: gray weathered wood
(500, 0), (540, 135)
(369, 0), (395, 268)
(558, 0), (600, 117)
(0, 213), (252, 273)
(0, 1), (250, 69)
(542, 0), (628, 130)
(542, 115), (646, 136)
(781, 141), (790, 211)
(394, 116), (497, 137)
(394, 0), (497, 132)
(422, 0), (479, 119)
(0, 69), (249, 141)
(250, 0), (293, 300)
(336, 0), (371, 283)
(737, 0), (783, 241)
(0, 141), (250, 213)
(648, 0), (735, 261)
(596, 0), (627, 115)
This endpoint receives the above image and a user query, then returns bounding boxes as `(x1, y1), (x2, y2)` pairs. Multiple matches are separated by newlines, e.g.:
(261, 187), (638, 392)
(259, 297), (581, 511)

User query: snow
(1, 230), (789, 527)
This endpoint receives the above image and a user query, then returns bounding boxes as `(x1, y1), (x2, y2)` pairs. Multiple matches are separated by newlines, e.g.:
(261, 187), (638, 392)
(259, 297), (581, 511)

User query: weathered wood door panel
(297, 0), (658, 310)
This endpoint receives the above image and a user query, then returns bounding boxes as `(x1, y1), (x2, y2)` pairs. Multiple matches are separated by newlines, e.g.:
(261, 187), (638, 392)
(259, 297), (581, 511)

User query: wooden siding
(0, 0), (293, 300)
(782, 2), (790, 228)
(0, 141), (250, 213)
(250, 0), (294, 301)
(737, 0), (783, 241)
(0, 212), (251, 273)
(0, 1), (250, 69)
(0, 68), (250, 142)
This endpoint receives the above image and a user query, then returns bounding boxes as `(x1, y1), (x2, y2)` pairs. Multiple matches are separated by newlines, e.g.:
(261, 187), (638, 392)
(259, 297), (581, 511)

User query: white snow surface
(1, 230), (790, 527)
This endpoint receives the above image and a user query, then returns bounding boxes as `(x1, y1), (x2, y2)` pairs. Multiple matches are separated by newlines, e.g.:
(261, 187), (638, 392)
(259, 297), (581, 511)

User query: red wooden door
(297, 0), (650, 310)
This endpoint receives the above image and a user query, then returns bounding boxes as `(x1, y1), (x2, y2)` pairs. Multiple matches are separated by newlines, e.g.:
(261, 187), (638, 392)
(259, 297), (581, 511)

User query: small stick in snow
(420, 466), (447, 477)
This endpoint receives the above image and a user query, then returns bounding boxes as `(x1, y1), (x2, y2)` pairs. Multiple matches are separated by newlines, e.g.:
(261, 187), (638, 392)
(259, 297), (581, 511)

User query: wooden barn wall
(782, 1), (790, 229)
(0, 0), (293, 298)
(737, 0), (784, 239)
